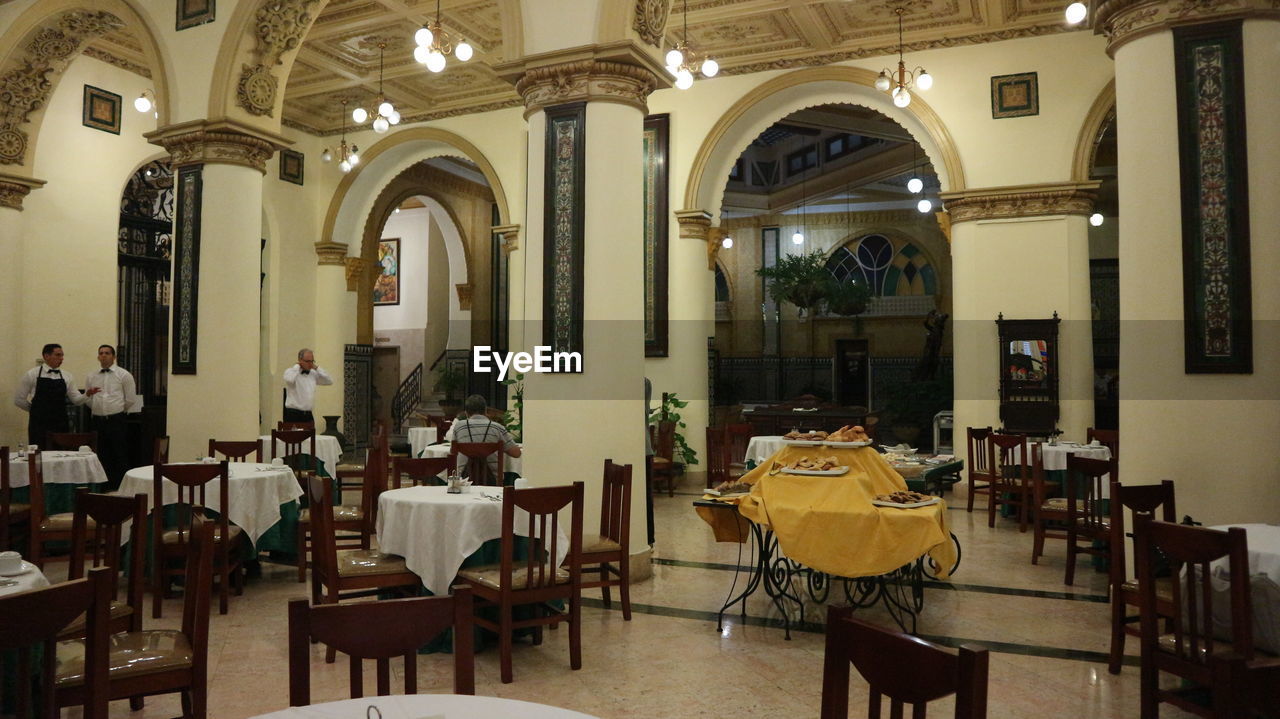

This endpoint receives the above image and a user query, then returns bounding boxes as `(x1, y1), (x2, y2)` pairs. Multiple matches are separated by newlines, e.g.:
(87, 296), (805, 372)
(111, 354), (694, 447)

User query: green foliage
(824, 277), (873, 317)
(755, 250), (831, 310)
(882, 375), (953, 430)
(651, 391), (698, 467)
(500, 373), (524, 443)
(434, 363), (464, 401)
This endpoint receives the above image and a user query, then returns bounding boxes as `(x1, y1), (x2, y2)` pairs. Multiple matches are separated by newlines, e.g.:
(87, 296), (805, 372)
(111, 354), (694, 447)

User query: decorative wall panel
(172, 164), (203, 374)
(643, 113), (669, 357)
(542, 102), (585, 368)
(82, 85), (121, 134)
(343, 343), (373, 451)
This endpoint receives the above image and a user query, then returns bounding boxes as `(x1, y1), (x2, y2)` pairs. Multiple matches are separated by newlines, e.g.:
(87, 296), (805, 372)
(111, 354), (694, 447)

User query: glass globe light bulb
(415, 26), (434, 46)
(875, 72), (891, 92)
(134, 94), (152, 113)
(426, 52), (446, 73)
(414, 45), (430, 64)
(907, 177), (924, 194)
(1090, 212), (1104, 227)
(349, 152), (360, 166)
(1065, 2), (1088, 24)
(701, 58), (719, 78)
(378, 101), (394, 117)
(339, 159), (352, 173)
(917, 198), (932, 213)
(372, 116), (389, 133)
(455, 42), (473, 62)
(721, 236), (733, 249)
(352, 107), (368, 124)
(675, 69), (694, 90)
(321, 148), (332, 163)
(893, 88), (911, 107)
(389, 110), (401, 125)
(791, 231), (804, 245)
(916, 71), (933, 91)
(666, 49), (684, 67)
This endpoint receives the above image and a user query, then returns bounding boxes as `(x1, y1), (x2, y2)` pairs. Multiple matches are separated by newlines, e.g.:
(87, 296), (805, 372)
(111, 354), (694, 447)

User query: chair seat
(1073, 517), (1111, 530)
(39, 513), (95, 532)
(651, 457), (672, 467)
(56, 629), (193, 686)
(57, 600), (134, 638)
(162, 525), (243, 544)
(1155, 633), (1234, 657)
(5, 502), (30, 519)
(970, 479), (991, 488)
(299, 504), (363, 523)
(458, 563), (570, 590)
(1120, 576), (1175, 603)
(335, 463), (365, 474)
(336, 549), (408, 577)
(1040, 497), (1069, 511)
(583, 534), (622, 554)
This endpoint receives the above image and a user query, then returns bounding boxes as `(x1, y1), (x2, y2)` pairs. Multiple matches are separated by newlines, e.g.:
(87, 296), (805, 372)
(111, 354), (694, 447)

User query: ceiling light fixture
(907, 142), (924, 194)
(792, 163), (807, 245)
(1065, 2), (1088, 24)
(721, 236), (733, 249)
(133, 89), (158, 118)
(1089, 212), (1104, 226)
(323, 100), (361, 173)
(414, 0), (472, 73)
(666, 0), (718, 90)
(875, 7), (932, 108)
(352, 43), (399, 133)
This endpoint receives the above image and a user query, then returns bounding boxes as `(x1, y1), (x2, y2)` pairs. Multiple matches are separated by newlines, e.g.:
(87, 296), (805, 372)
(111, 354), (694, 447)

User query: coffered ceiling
(82, 0), (1076, 136)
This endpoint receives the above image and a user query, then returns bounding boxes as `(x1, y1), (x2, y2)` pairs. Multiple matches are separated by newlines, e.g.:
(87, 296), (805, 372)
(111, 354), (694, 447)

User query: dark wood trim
(541, 102), (586, 370)
(1174, 20), (1252, 374)
(644, 113), (670, 358)
(172, 164), (203, 375)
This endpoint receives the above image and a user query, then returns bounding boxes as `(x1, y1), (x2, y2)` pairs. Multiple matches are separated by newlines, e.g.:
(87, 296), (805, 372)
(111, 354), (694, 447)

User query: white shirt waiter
(13, 364), (88, 411)
(283, 349), (333, 422)
(84, 364), (141, 417)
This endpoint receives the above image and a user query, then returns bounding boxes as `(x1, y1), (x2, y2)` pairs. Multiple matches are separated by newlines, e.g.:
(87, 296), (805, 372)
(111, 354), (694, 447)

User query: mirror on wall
(996, 313), (1060, 435)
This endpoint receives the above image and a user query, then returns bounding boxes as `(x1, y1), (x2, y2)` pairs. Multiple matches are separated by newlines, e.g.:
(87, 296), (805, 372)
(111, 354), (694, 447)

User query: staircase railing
(391, 362), (423, 432)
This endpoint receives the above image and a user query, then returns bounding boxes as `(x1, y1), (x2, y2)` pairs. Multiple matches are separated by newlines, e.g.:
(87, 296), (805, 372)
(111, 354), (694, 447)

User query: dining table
(376, 484), (566, 595)
(251, 694), (601, 719)
(1208, 523), (1280, 654)
(6, 449), (109, 514)
(259, 434), (342, 477)
(417, 442), (523, 476)
(407, 426), (439, 458)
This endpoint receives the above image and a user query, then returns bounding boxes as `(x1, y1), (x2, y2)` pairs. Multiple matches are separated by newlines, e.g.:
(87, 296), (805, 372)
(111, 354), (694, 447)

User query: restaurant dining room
(1, 0), (1278, 717)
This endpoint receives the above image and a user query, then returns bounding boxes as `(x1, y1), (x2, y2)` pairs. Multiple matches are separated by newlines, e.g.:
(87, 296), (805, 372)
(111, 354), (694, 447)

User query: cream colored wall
(519, 0), (602, 55)
(1116, 23), (1280, 524)
(426, 212), (451, 373)
(5, 55), (160, 442)
(376, 207), (431, 330)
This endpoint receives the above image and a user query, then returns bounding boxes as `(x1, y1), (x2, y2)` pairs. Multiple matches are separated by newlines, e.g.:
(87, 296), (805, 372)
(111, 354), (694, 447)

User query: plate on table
(880, 445), (918, 454)
(781, 466), (848, 476)
(0, 561), (36, 577)
(872, 496), (941, 509)
(781, 439), (825, 446)
(824, 440), (874, 448)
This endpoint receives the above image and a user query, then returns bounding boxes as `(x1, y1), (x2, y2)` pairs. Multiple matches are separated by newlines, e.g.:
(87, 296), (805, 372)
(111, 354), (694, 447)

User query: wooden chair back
(287, 590), (476, 704)
(1029, 443), (1053, 510)
(653, 421), (676, 462)
(1086, 427), (1119, 459)
(1136, 521), (1252, 714)
(362, 442), (389, 530)
(724, 423), (753, 465)
(821, 605), (988, 719)
(45, 431), (97, 452)
(705, 427), (728, 488)
(208, 439), (263, 463)
(273, 428), (320, 490)
(449, 441), (505, 485)
(966, 427), (993, 482)
(305, 474), (342, 585)
(0, 567), (112, 719)
(176, 513), (216, 676)
(69, 489), (147, 631)
(152, 462), (234, 589)
(1113, 480), (1177, 587)
(27, 449), (49, 526)
(391, 456), (452, 488)
(988, 432), (1030, 486)
(500, 482), (584, 595)
(599, 460), (632, 553)
(1065, 454), (1115, 533)
(152, 435), (170, 464)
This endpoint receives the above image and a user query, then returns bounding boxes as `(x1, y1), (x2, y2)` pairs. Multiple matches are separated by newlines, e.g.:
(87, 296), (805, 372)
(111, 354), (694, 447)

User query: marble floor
(56, 481), (1201, 718)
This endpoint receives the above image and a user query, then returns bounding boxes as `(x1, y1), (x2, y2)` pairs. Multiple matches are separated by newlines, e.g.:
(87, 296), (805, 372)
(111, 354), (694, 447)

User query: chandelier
(413, 0), (472, 73)
(665, 0), (718, 90)
(875, 8), (932, 108)
(351, 43), (399, 133)
(322, 100), (361, 173)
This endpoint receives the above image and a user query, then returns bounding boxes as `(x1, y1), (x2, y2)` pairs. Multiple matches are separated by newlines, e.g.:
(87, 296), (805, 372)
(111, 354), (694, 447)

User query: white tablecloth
(745, 436), (785, 465)
(407, 426), (439, 458)
(419, 442), (523, 475)
(0, 561), (50, 597)
(251, 694), (600, 719)
(377, 485), (567, 595)
(1208, 523), (1280, 654)
(259, 434), (342, 476)
(6, 450), (109, 487)
(120, 462), (303, 546)
(1013, 442), (1112, 471)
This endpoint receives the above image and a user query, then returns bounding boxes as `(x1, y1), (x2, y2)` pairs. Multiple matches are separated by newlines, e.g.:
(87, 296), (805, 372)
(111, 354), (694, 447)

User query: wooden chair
(207, 439), (263, 463)
(1030, 443), (1068, 565)
(964, 427), (993, 514)
(1063, 454), (1116, 586)
(580, 460), (632, 620)
(306, 474), (421, 663)
(298, 444), (381, 583)
(1086, 427), (1119, 460)
(28, 451), (89, 569)
(705, 427), (728, 489)
(988, 432), (1034, 532)
(151, 461), (246, 618)
(61, 489), (147, 639)
(724, 422), (753, 479)
(457, 482), (584, 684)
(56, 515), (215, 719)
(287, 590), (476, 704)
(1211, 652), (1280, 718)
(0, 567), (111, 719)
(152, 436), (170, 464)
(821, 605), (989, 719)
(449, 441), (505, 486)
(1136, 521), (1252, 718)
(1108, 480), (1177, 674)
(274, 427), (321, 582)
(391, 456), (452, 488)
(45, 431), (98, 453)
(650, 420), (677, 496)
(2, 447), (31, 551)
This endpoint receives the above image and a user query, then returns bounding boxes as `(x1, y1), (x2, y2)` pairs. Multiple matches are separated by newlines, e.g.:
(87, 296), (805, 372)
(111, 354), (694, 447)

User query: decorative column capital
(493, 223), (521, 255)
(343, 257), (368, 292)
(314, 241), (348, 266)
(706, 227), (728, 271)
(674, 208), (713, 240)
(1095, 0), (1280, 56)
(0, 172), (46, 210)
(495, 41), (670, 118)
(455, 283), (474, 311)
(939, 181), (1102, 224)
(146, 118), (291, 173)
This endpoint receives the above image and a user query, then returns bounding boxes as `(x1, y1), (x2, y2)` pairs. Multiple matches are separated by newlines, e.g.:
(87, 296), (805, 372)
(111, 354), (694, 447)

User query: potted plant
(500, 372), (524, 443)
(651, 391), (698, 468)
(756, 250), (831, 312)
(824, 276), (873, 335)
(434, 363), (465, 417)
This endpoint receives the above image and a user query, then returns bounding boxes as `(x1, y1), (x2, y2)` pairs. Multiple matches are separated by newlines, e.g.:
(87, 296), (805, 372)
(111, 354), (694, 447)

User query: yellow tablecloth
(724, 445), (956, 579)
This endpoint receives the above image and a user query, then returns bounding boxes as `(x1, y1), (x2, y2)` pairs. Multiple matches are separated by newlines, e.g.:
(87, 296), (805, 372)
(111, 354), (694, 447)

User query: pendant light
(323, 100), (361, 173)
(875, 8), (933, 108)
(666, 0), (718, 90)
(413, 0), (473, 73)
(352, 43), (399, 133)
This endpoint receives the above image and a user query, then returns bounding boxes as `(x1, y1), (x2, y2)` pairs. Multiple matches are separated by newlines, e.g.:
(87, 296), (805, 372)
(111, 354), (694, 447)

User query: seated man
(452, 394), (521, 482)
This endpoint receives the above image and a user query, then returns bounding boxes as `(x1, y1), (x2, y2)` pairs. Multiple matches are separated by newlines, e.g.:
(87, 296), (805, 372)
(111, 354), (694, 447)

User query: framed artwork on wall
(373, 238), (400, 306)
(82, 85), (121, 134)
(991, 72), (1039, 119)
(176, 0), (215, 30)
(279, 149), (304, 185)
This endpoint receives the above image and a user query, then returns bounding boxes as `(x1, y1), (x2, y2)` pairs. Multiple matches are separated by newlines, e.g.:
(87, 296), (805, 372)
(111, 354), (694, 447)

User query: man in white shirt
(84, 344), (140, 488)
(13, 343), (90, 445)
(282, 348), (333, 423)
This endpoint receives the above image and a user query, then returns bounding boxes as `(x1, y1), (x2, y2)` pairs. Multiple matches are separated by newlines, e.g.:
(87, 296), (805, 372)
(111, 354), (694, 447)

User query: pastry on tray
(874, 490), (933, 505)
(782, 429), (828, 441)
(825, 425), (871, 442)
(783, 455), (841, 472)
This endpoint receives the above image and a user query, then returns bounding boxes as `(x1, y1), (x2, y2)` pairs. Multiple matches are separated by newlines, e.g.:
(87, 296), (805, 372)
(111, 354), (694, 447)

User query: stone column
(0, 173), (45, 441)
(147, 120), (288, 460)
(941, 182), (1099, 459)
(496, 52), (664, 558)
(1097, 0), (1280, 523)
(312, 241), (355, 430)
(671, 209), (720, 468)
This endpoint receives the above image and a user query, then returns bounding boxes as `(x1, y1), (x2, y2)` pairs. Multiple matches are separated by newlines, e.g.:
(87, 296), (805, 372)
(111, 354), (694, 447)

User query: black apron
(29, 370), (70, 445)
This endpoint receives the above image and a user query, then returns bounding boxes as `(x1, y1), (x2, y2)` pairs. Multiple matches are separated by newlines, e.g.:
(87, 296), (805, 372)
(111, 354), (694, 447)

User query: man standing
(452, 394), (521, 482)
(84, 345), (140, 488)
(282, 348), (333, 423)
(13, 343), (90, 445)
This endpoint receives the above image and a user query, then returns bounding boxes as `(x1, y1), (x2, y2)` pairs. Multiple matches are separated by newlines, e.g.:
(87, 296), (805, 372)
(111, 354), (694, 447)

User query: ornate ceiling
(82, 0), (1076, 136)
